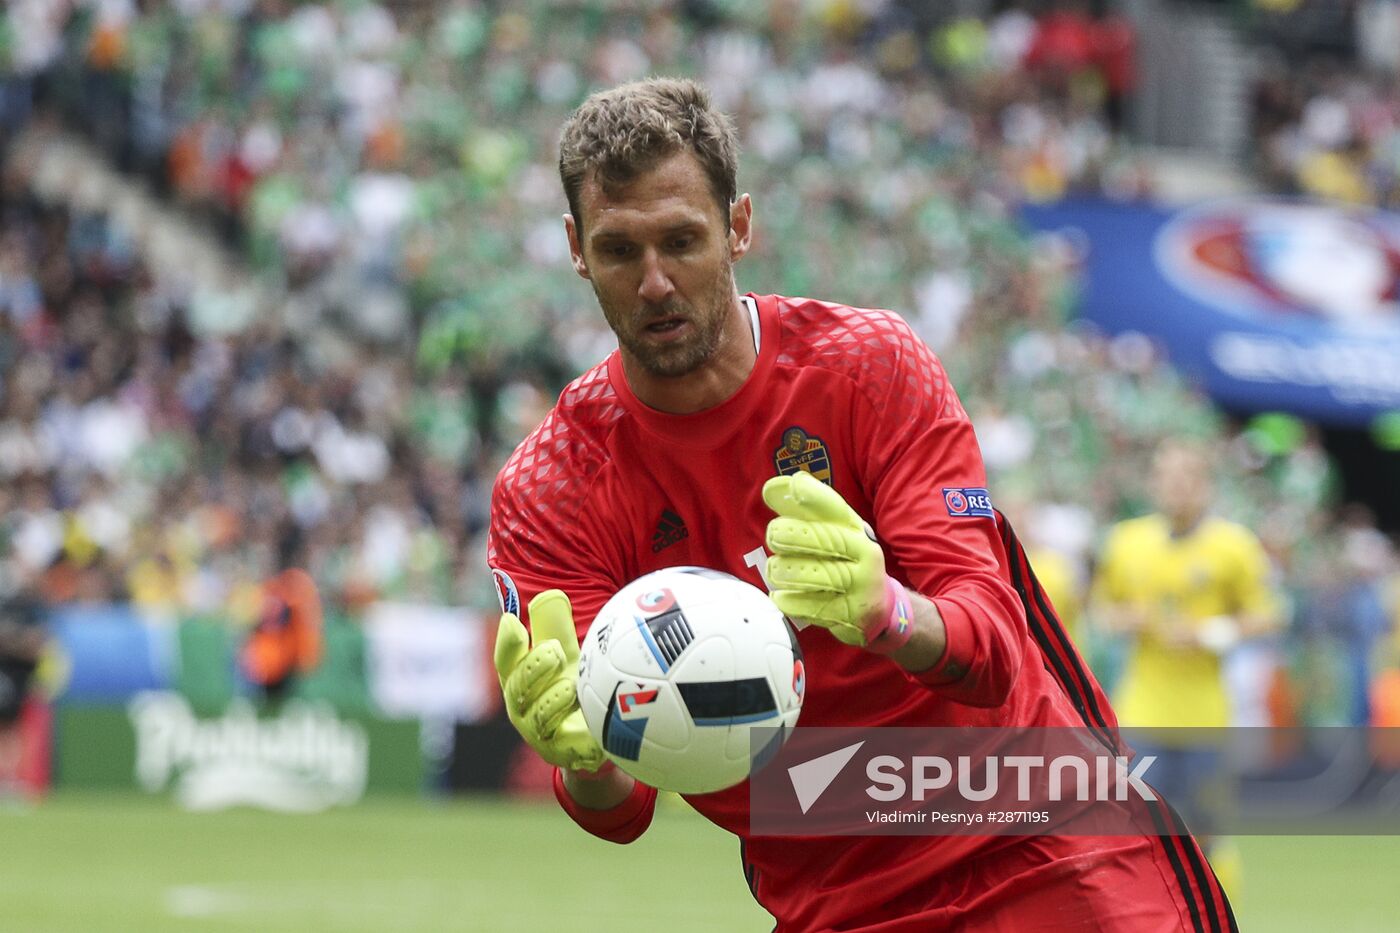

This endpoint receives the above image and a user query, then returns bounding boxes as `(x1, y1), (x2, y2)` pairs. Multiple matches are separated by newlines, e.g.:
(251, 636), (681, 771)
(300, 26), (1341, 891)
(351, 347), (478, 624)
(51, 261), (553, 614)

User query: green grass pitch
(2, 793), (1397, 931)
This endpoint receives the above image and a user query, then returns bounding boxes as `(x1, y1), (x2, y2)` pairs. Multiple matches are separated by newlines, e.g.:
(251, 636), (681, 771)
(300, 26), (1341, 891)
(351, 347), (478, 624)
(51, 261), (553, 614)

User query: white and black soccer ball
(577, 566), (805, 795)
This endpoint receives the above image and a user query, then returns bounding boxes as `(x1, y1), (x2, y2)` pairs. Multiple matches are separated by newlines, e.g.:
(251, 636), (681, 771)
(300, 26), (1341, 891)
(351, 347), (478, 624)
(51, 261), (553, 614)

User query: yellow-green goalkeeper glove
(494, 589), (606, 772)
(763, 471), (913, 654)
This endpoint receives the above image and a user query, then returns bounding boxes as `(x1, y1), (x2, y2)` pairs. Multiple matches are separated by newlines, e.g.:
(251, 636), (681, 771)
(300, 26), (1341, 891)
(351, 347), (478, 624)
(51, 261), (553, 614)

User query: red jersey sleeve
(487, 473), (616, 640)
(552, 767), (659, 844)
(487, 384), (658, 841)
(852, 315), (1027, 707)
(486, 400), (621, 640)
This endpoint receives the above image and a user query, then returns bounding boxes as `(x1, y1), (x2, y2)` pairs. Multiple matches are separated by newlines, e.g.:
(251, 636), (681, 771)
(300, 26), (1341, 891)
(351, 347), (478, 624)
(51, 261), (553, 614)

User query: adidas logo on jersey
(651, 509), (689, 553)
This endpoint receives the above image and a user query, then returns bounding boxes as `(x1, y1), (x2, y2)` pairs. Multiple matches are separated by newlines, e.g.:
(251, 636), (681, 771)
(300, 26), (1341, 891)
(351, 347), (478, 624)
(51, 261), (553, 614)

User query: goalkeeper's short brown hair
(559, 77), (739, 233)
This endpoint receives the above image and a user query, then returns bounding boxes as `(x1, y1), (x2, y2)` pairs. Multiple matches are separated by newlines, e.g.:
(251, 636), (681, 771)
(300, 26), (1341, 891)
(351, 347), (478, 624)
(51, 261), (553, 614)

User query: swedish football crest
(774, 426), (832, 485)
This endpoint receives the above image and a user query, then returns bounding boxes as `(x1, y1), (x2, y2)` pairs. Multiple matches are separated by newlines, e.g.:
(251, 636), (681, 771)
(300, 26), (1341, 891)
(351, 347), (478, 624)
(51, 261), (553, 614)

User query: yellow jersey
(1093, 514), (1278, 729)
(1027, 546), (1085, 648)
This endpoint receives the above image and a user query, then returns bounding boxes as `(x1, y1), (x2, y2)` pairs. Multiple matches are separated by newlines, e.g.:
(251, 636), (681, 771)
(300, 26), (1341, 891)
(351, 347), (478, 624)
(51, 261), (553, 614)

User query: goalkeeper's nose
(638, 250), (676, 304)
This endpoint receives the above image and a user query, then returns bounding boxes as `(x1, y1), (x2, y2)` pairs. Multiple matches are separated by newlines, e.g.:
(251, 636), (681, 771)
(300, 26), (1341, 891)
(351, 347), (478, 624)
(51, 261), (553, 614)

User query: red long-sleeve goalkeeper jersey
(487, 294), (1232, 933)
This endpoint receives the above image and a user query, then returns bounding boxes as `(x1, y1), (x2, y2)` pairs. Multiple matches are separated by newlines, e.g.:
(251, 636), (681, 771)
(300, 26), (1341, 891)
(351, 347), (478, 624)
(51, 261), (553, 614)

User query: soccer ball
(576, 566), (805, 795)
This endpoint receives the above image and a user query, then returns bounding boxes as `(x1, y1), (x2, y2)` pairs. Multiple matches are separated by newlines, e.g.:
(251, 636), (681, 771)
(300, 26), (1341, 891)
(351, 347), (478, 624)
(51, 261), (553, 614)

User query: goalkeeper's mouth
(643, 317), (691, 341)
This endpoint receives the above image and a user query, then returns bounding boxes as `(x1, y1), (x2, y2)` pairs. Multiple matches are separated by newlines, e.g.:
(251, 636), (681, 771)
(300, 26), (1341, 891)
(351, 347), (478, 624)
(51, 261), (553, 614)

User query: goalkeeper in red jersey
(487, 77), (1234, 932)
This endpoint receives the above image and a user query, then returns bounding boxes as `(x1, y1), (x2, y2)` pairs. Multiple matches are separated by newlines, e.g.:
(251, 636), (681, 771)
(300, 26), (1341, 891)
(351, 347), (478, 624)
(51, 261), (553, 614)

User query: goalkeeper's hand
(763, 471), (911, 652)
(494, 589), (606, 772)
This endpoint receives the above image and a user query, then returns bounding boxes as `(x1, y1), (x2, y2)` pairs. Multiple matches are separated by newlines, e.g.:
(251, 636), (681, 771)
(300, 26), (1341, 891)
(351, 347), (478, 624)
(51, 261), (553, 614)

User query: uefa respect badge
(942, 487), (994, 519)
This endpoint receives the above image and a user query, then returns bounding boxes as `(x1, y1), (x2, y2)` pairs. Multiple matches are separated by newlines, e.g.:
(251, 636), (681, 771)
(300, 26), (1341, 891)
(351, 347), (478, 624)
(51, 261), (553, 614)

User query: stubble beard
(600, 263), (736, 379)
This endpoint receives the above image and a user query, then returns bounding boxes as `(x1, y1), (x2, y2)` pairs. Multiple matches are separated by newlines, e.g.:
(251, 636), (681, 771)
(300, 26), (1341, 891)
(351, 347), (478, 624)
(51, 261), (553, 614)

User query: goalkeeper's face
(566, 149), (751, 379)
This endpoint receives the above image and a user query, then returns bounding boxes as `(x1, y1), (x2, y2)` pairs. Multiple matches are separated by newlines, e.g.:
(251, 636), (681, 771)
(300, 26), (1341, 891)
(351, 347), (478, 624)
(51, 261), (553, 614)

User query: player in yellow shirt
(1092, 440), (1282, 894)
(1026, 544), (1086, 648)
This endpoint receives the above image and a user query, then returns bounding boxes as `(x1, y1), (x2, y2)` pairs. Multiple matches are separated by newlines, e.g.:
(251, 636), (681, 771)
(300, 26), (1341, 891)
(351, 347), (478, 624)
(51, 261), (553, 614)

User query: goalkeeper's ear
(564, 213), (590, 280)
(727, 194), (753, 263)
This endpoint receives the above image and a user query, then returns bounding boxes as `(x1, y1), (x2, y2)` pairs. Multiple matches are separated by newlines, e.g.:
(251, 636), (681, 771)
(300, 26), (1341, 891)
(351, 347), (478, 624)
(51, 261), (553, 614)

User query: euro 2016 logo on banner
(1155, 199), (1400, 325)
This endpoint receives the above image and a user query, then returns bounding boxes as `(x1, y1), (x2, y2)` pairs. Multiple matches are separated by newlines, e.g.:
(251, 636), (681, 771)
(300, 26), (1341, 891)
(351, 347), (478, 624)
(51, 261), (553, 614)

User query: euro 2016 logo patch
(943, 487), (994, 519)
(491, 568), (520, 615)
(774, 426), (832, 485)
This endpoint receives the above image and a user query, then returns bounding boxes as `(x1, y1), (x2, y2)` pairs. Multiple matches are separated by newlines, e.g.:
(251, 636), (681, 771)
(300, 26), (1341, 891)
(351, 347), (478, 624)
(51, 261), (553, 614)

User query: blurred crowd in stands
(1, 0), (1397, 726)
(0, 171), (492, 621)
(1253, 48), (1400, 208)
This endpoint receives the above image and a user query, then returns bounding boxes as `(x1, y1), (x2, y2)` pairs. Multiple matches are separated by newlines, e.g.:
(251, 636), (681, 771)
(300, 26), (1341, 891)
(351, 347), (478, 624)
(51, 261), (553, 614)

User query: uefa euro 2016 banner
(1020, 197), (1400, 427)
